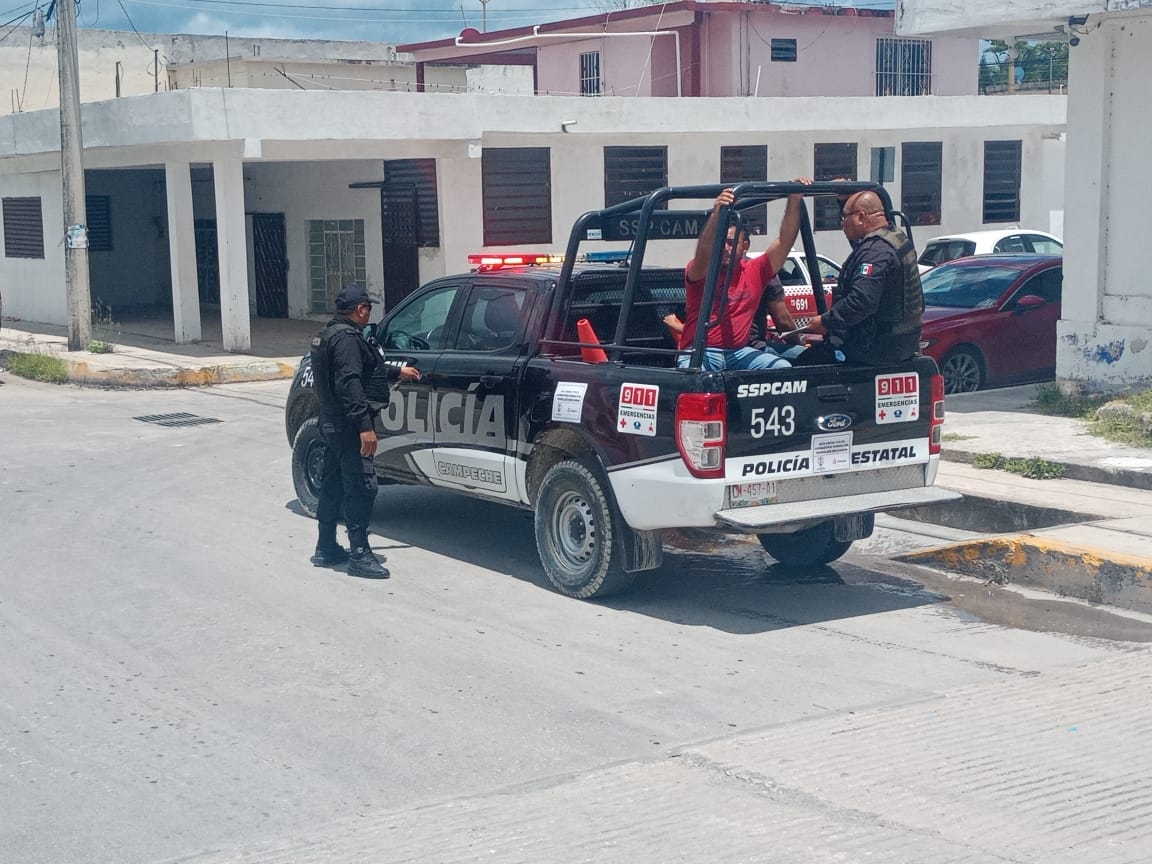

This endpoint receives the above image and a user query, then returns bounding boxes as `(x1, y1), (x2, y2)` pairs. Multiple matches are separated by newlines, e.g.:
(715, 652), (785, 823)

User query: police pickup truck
(286, 182), (958, 599)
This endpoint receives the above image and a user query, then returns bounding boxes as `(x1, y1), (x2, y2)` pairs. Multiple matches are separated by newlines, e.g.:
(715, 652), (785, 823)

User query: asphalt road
(1, 373), (1149, 864)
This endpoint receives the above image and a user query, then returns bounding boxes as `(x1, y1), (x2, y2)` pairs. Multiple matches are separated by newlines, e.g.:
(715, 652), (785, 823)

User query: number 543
(750, 405), (795, 438)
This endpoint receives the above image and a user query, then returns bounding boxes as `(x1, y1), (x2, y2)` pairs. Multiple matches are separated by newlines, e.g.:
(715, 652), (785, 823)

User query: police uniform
(309, 285), (400, 578)
(825, 226), (924, 364)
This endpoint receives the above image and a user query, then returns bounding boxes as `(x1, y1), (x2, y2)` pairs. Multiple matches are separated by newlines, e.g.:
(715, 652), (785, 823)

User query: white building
(0, 88), (1064, 352)
(898, 1), (1152, 388)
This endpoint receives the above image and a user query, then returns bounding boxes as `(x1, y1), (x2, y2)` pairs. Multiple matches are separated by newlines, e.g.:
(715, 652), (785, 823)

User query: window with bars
(383, 158), (440, 247)
(482, 147), (552, 246)
(603, 146), (667, 208)
(901, 142), (943, 226)
(720, 145), (767, 235)
(85, 195), (112, 252)
(580, 51), (601, 96)
(814, 143), (857, 231)
(876, 37), (933, 96)
(308, 219), (366, 313)
(870, 146), (895, 184)
(770, 39), (797, 62)
(983, 140), (1022, 223)
(2, 196), (44, 259)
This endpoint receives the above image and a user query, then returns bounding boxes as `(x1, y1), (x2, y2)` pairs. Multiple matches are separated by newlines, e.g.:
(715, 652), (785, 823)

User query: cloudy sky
(6, 0), (893, 45)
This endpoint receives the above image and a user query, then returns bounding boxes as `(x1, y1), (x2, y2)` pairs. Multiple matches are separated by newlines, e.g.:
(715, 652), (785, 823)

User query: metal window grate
(720, 145), (768, 236)
(603, 146), (668, 209)
(580, 51), (601, 96)
(134, 413), (223, 428)
(2, 196), (45, 259)
(482, 147), (552, 246)
(814, 143), (858, 231)
(983, 140), (1022, 223)
(770, 39), (797, 62)
(876, 37), (933, 96)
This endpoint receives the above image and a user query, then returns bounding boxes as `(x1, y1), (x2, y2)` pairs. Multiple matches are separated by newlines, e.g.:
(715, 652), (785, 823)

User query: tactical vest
(310, 318), (379, 414)
(868, 227), (924, 337)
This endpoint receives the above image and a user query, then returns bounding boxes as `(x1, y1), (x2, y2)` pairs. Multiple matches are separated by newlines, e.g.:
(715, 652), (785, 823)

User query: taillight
(675, 392), (727, 478)
(929, 373), (945, 455)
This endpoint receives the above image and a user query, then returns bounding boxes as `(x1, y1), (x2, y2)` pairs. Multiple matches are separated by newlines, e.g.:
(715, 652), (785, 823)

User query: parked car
(749, 249), (839, 325)
(917, 229), (1062, 274)
(918, 254), (1062, 394)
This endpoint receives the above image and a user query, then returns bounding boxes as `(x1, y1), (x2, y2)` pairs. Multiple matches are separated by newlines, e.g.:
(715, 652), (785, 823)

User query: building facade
(898, 0), (1152, 388)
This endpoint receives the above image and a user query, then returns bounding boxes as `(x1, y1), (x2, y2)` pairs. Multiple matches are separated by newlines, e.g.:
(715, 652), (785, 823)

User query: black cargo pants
(316, 414), (378, 534)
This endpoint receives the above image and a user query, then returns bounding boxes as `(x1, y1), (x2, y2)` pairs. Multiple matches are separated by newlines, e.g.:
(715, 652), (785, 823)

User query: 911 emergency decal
(729, 437), (927, 479)
(618, 383), (658, 437)
(875, 372), (920, 424)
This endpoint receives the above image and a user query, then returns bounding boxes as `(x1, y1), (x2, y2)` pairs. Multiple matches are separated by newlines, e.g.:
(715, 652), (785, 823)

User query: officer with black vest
(310, 285), (420, 578)
(804, 190), (924, 364)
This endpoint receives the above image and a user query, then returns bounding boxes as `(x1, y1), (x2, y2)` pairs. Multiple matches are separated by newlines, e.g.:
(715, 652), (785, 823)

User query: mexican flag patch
(858, 263), (875, 276)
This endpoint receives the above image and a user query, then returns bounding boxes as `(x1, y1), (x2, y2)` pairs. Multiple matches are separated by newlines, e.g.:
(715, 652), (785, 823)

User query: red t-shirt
(680, 254), (776, 350)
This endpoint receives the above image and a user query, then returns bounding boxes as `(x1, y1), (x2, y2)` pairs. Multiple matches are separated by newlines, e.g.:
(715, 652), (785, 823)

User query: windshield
(921, 264), (1022, 309)
(919, 240), (976, 268)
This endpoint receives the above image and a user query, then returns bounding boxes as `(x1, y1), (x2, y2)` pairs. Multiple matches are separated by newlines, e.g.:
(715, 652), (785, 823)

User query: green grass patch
(5, 351), (69, 383)
(973, 452), (1066, 480)
(1091, 388), (1152, 448)
(942, 432), (975, 442)
(1031, 384), (1104, 419)
(86, 340), (115, 354)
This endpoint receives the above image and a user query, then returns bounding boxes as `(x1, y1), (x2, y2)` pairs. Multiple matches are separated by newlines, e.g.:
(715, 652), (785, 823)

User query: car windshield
(919, 240), (976, 268)
(921, 264), (1022, 309)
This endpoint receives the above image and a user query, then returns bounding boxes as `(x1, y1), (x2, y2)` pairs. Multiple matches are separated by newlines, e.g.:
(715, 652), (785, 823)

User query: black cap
(335, 284), (374, 311)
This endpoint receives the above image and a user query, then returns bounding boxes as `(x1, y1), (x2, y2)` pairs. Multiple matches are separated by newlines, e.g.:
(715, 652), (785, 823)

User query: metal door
(252, 212), (288, 318)
(380, 186), (420, 312)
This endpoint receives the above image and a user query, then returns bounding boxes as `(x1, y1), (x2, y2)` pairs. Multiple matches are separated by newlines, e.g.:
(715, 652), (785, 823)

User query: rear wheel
(534, 459), (636, 599)
(291, 417), (324, 518)
(758, 522), (852, 567)
(940, 347), (984, 394)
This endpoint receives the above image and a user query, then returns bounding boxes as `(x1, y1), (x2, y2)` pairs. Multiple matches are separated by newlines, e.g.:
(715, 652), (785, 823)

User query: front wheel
(534, 460), (636, 599)
(758, 522), (852, 567)
(940, 347), (984, 394)
(291, 417), (324, 518)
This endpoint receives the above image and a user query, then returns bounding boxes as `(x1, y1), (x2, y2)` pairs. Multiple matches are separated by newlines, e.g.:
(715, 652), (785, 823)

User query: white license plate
(727, 481), (777, 508)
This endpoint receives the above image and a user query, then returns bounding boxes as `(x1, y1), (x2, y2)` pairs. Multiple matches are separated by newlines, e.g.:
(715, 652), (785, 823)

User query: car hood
(921, 305), (977, 324)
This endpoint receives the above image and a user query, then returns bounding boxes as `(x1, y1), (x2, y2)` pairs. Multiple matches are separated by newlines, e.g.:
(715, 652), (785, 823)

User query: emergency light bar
(467, 252), (564, 270)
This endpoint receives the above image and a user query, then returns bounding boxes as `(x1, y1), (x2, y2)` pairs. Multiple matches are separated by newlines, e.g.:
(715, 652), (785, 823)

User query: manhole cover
(134, 412), (222, 428)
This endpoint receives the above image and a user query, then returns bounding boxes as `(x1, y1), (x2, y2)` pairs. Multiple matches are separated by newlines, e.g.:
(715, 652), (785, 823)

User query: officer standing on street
(803, 190), (923, 364)
(310, 285), (420, 578)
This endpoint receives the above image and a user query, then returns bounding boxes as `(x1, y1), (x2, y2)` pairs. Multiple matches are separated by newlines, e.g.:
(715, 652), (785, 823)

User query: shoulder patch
(858, 263), (875, 276)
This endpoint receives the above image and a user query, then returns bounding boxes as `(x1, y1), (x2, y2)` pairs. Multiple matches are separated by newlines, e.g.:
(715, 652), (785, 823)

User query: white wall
(0, 170), (65, 323)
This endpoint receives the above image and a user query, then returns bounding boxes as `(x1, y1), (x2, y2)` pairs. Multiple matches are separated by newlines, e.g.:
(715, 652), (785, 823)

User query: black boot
(311, 522), (349, 568)
(347, 526), (389, 579)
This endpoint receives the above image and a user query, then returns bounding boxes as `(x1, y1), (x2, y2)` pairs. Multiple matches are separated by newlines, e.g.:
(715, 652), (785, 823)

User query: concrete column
(164, 162), (202, 343)
(213, 155), (251, 353)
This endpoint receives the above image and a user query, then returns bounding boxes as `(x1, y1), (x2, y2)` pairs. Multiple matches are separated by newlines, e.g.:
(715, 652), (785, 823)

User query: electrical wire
(113, 0), (154, 49)
(19, 22), (34, 109)
(0, 8), (34, 43)
(129, 0), (594, 13)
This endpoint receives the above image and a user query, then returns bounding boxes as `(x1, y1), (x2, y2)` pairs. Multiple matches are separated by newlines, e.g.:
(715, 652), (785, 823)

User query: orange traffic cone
(576, 318), (609, 363)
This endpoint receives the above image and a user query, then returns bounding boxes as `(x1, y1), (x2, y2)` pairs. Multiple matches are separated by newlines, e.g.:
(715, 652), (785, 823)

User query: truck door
(430, 281), (533, 504)
(371, 280), (465, 483)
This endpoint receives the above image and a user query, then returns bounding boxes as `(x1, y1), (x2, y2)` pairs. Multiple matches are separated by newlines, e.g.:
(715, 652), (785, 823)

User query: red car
(917, 254), (1062, 394)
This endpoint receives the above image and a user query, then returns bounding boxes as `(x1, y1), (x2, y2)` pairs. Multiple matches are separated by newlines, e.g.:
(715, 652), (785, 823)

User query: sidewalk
(3, 321), (1150, 607)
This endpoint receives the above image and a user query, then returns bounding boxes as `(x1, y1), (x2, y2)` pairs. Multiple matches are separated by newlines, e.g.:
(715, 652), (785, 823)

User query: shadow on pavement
(288, 485), (944, 635)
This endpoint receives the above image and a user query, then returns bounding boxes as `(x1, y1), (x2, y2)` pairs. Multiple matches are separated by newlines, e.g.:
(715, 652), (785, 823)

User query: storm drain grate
(134, 412), (223, 428)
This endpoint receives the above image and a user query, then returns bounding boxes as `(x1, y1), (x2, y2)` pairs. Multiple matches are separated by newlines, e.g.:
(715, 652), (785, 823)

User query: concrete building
(898, 0), (1152, 388)
(0, 88), (1064, 353)
(400, 1), (980, 98)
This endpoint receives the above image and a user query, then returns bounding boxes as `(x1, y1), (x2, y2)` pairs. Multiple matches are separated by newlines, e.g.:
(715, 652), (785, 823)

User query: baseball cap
(335, 284), (374, 310)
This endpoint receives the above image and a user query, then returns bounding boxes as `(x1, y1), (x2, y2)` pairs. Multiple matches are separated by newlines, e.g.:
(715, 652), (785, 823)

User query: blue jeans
(677, 346), (793, 371)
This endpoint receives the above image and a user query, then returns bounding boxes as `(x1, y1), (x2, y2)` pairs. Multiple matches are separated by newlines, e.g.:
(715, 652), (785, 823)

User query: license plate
(727, 481), (777, 508)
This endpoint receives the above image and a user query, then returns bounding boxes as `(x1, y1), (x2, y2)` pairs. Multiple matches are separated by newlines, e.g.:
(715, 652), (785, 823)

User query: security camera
(1069, 36), (1080, 47)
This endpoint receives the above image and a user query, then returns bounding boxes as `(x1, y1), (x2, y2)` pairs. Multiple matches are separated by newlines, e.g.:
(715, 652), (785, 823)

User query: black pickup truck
(286, 182), (959, 598)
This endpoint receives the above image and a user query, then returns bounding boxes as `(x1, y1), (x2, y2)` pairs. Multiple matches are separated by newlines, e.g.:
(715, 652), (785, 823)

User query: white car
(917, 229), (1062, 274)
(748, 249), (841, 325)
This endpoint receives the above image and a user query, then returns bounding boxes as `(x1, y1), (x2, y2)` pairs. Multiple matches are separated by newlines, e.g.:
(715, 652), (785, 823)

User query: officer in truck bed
(309, 285), (420, 579)
(803, 190), (923, 364)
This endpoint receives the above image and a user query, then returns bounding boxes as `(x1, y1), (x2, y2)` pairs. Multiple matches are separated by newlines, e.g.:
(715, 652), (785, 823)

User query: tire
(291, 417), (324, 518)
(758, 522), (853, 567)
(534, 459), (636, 599)
(940, 347), (984, 395)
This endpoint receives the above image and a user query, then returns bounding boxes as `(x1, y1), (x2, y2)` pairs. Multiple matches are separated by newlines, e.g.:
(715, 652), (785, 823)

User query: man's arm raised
(686, 188), (733, 284)
(763, 177), (813, 277)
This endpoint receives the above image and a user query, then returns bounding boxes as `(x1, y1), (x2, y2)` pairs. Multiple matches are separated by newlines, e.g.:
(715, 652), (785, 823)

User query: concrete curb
(63, 358), (296, 388)
(898, 535), (1152, 615)
(942, 448), (1152, 492)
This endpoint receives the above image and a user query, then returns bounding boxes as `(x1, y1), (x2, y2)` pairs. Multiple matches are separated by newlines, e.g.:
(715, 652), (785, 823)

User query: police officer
(310, 285), (420, 578)
(803, 190), (923, 364)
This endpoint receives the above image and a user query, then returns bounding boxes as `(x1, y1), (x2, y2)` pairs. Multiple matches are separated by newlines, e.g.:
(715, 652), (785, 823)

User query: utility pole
(478, 0), (489, 32)
(57, 0), (92, 350)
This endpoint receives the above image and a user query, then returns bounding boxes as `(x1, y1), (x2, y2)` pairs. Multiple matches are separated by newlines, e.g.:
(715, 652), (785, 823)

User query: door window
(993, 235), (1027, 254)
(1025, 235), (1063, 255)
(377, 283), (461, 352)
(1010, 267), (1062, 306)
(452, 285), (529, 352)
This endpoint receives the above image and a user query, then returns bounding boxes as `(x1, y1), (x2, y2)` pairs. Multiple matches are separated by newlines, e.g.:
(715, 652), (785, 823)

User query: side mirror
(1014, 294), (1047, 312)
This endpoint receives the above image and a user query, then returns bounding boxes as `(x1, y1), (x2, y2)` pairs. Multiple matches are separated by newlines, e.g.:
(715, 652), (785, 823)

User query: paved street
(1, 374), (1150, 864)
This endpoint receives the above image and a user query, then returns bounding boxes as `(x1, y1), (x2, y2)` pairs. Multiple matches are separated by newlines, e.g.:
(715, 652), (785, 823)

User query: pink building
(400, 1), (978, 98)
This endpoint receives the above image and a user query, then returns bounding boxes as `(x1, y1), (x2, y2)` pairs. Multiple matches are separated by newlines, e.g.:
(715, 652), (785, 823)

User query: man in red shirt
(678, 182), (810, 370)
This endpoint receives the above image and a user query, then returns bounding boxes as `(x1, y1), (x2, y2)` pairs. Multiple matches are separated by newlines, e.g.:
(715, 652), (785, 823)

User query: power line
(124, 0), (595, 14)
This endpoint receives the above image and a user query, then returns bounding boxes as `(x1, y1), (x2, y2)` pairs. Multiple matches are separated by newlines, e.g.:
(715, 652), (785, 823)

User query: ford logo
(818, 413), (853, 432)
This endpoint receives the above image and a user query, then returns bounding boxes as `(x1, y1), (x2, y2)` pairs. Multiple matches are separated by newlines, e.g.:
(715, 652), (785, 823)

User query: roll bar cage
(546, 181), (912, 369)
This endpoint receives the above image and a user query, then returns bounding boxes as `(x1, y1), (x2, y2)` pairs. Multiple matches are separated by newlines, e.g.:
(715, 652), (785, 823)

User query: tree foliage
(980, 40), (1069, 92)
